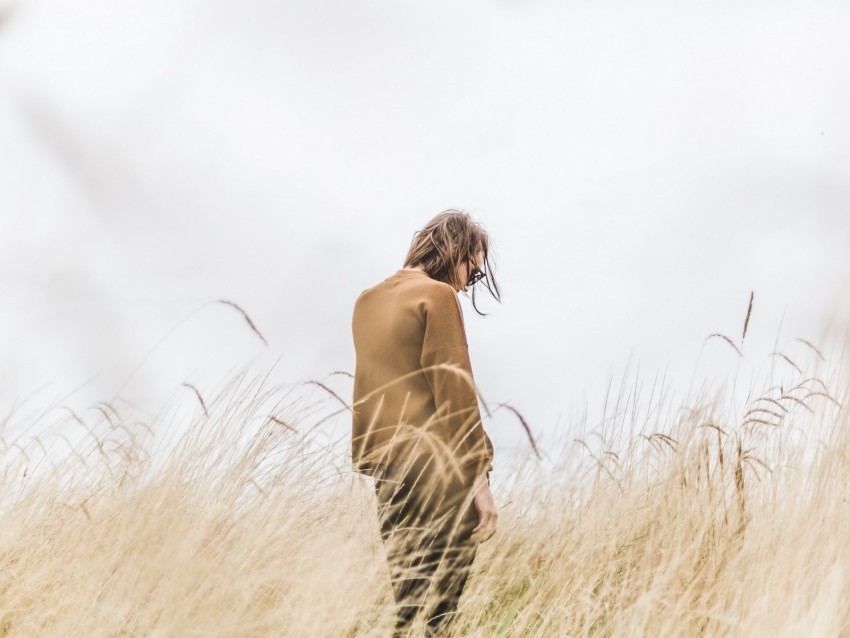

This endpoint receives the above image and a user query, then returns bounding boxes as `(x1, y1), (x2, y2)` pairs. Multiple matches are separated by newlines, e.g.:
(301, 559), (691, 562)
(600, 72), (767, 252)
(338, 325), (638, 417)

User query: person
(351, 210), (500, 637)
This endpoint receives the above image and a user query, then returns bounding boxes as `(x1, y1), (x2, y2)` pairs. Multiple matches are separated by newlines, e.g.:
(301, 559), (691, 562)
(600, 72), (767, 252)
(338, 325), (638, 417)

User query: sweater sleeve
(420, 285), (494, 483)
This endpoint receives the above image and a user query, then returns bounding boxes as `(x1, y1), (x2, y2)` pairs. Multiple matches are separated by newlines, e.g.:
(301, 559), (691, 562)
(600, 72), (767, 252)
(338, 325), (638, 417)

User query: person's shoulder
(408, 274), (454, 294)
(355, 271), (456, 307)
(402, 274), (458, 305)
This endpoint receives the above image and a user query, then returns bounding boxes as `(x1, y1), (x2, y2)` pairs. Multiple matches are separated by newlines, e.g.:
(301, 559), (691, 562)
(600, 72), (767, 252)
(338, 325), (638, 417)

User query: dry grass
(1, 348), (850, 637)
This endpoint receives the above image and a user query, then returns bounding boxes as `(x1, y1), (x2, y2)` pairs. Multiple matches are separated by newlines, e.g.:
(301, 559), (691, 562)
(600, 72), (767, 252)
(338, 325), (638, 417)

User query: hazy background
(1, 0), (849, 460)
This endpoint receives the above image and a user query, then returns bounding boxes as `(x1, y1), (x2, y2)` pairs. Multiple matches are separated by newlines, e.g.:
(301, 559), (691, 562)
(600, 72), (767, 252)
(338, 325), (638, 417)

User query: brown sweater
(351, 269), (494, 484)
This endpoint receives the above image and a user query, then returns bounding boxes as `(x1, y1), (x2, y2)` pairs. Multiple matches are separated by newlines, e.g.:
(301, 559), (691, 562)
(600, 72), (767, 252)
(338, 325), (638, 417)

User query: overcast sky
(1, 0), (849, 462)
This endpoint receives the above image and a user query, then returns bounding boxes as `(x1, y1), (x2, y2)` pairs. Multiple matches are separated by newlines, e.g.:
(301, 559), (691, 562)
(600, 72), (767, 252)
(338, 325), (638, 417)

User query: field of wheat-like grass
(1, 336), (849, 637)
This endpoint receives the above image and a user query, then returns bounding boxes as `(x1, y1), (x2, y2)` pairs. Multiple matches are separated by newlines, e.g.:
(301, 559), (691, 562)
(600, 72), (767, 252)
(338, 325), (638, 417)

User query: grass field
(1, 332), (849, 637)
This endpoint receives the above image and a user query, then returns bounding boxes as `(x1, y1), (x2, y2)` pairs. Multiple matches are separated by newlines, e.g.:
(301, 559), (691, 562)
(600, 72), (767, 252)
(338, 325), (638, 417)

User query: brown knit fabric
(351, 269), (494, 484)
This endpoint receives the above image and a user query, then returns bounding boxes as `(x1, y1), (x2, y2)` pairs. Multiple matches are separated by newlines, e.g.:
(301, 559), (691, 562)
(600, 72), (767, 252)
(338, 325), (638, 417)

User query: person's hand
(470, 480), (498, 543)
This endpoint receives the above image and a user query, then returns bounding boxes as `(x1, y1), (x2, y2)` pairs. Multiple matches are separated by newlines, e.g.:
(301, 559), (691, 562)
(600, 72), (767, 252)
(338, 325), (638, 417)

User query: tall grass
(1, 337), (849, 636)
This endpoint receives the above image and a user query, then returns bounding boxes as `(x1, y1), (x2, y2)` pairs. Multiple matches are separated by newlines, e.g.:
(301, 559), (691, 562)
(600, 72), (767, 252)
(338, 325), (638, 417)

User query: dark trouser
(373, 456), (480, 638)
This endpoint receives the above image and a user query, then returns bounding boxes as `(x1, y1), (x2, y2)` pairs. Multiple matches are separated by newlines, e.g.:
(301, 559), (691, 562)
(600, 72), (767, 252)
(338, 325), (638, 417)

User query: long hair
(403, 210), (501, 315)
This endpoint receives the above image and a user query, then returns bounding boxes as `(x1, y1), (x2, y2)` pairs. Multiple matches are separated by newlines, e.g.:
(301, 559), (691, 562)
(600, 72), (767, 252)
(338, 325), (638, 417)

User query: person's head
(403, 209), (501, 314)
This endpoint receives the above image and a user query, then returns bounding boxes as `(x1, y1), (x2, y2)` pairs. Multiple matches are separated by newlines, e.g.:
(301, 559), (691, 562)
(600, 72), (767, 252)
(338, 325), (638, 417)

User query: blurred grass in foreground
(1, 336), (849, 637)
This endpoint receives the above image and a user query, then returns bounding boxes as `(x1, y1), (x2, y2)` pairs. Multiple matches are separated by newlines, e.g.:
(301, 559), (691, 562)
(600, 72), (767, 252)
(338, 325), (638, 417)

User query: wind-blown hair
(403, 210), (501, 315)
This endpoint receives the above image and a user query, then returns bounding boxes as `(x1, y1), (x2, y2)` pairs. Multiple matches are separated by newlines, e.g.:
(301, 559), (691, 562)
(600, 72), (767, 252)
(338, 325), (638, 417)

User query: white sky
(1, 0), (849, 461)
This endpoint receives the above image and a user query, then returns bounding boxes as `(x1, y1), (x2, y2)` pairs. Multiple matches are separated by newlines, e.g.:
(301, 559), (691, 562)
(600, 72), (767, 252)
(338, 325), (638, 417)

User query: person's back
(352, 268), (492, 482)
